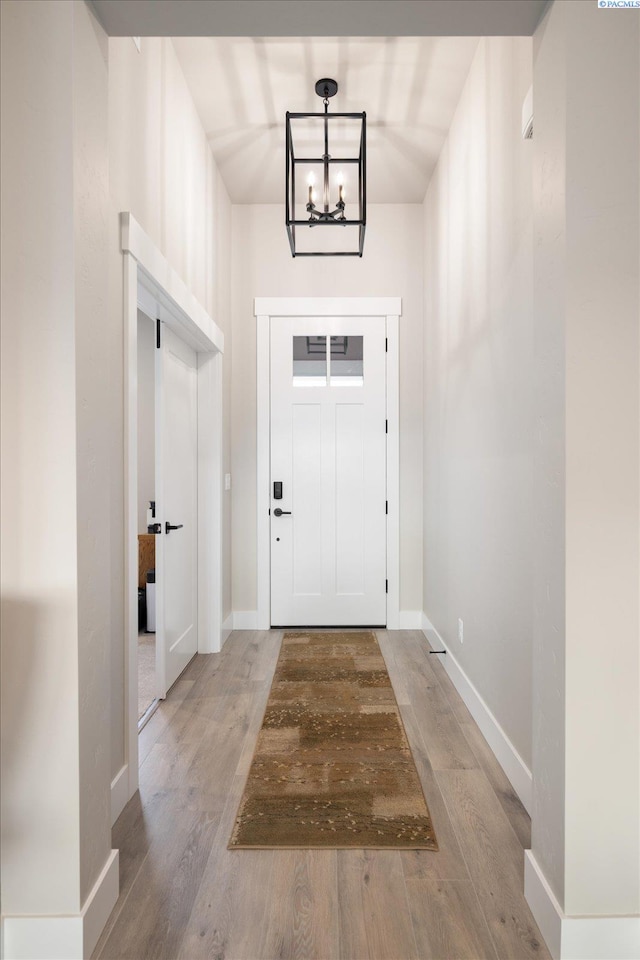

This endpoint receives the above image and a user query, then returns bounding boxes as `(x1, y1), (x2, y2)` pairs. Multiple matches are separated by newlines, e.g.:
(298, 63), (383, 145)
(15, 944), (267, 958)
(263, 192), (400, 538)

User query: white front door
(155, 323), (198, 695)
(270, 316), (387, 626)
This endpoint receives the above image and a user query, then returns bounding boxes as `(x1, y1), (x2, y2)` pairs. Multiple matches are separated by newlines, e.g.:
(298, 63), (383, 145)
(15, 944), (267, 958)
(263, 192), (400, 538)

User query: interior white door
(270, 316), (387, 626)
(155, 323), (198, 695)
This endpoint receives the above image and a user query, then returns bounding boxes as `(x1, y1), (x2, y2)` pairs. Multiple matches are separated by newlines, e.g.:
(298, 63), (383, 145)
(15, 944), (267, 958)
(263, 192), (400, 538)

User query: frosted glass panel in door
(293, 335), (327, 385)
(330, 335), (364, 384)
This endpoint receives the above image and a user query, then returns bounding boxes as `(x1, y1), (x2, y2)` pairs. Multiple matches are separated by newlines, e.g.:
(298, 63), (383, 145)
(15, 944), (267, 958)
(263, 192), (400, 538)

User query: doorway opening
(255, 297), (401, 630)
(132, 289), (201, 730)
(119, 212), (225, 809)
(270, 316), (387, 625)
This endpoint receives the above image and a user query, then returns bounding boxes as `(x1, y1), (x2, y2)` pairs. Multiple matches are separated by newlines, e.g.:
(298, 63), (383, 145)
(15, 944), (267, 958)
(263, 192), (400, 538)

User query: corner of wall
(1, 850), (119, 960)
(524, 851), (640, 960)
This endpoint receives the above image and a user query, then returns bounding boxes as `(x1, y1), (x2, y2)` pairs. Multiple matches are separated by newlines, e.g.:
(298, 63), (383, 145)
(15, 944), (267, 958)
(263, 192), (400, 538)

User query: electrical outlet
(458, 618), (464, 643)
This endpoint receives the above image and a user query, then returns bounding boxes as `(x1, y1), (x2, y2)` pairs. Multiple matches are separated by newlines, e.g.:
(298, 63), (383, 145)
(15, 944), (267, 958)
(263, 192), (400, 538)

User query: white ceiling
(92, 1), (548, 38)
(92, 0), (545, 207)
(172, 36), (479, 204)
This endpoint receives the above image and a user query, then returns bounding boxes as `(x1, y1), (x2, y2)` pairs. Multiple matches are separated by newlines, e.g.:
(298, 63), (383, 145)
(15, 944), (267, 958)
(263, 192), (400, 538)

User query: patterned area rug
(229, 630), (438, 849)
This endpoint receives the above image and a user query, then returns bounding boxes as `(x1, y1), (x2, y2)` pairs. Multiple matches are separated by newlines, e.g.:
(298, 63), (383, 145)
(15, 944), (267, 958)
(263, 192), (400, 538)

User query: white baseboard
(524, 851), (640, 960)
(2, 849), (119, 960)
(524, 851), (564, 958)
(397, 610), (423, 629)
(233, 611), (258, 630)
(221, 613), (233, 646)
(421, 613), (533, 814)
(82, 850), (120, 958)
(110, 764), (129, 826)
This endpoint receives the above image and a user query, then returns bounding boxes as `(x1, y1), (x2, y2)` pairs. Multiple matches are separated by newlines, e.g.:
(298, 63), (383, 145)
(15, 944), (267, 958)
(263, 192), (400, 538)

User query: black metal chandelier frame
(285, 78), (366, 257)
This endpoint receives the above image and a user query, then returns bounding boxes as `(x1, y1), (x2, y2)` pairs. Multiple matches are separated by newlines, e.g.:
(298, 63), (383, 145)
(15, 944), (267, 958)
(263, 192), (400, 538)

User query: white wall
(530, 0), (567, 908)
(1, 0), (113, 927)
(1, 16), (234, 947)
(108, 36), (233, 779)
(531, 0), (640, 921)
(137, 312), (155, 535)
(230, 203), (424, 617)
(73, 0), (113, 906)
(422, 37), (534, 767)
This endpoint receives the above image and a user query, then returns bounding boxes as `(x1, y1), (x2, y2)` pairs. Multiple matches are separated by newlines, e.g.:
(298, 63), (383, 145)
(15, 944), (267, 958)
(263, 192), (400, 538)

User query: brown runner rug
(229, 630), (438, 849)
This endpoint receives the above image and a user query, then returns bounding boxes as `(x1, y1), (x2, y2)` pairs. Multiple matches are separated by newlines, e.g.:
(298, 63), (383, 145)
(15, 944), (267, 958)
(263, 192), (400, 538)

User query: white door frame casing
(255, 297), (401, 631)
(117, 213), (224, 820)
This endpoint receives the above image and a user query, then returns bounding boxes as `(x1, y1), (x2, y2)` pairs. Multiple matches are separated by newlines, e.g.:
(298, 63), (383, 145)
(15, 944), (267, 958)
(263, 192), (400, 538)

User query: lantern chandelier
(285, 78), (366, 257)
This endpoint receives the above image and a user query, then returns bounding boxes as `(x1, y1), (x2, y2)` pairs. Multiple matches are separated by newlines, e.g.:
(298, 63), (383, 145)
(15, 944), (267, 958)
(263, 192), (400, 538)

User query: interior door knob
(273, 508), (292, 517)
(165, 522), (184, 533)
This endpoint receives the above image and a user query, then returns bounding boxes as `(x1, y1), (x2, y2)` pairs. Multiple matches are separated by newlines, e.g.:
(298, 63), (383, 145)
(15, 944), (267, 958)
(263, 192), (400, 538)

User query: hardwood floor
(93, 630), (550, 960)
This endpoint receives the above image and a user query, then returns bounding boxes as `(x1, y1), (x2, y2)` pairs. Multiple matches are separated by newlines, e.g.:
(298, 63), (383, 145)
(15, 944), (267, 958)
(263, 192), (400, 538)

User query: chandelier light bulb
(307, 171), (316, 204)
(337, 171), (345, 202)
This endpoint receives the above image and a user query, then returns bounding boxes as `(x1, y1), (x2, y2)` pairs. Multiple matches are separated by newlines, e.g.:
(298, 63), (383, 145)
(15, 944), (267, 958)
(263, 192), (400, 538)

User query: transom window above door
(292, 335), (364, 386)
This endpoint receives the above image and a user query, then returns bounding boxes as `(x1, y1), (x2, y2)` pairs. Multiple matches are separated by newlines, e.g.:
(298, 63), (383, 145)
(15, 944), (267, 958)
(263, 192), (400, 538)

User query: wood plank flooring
(93, 630), (550, 960)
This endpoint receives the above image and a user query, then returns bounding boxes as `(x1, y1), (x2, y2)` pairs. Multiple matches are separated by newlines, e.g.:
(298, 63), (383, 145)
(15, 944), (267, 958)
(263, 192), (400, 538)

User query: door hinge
(156, 317), (161, 349)
(385, 419), (388, 434)
(385, 337), (388, 352)
(385, 579), (389, 594)
(385, 500), (388, 515)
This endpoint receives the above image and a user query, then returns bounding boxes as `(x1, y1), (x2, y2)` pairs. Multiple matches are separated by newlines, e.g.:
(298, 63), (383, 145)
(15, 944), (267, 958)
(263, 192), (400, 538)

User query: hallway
(93, 631), (549, 960)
